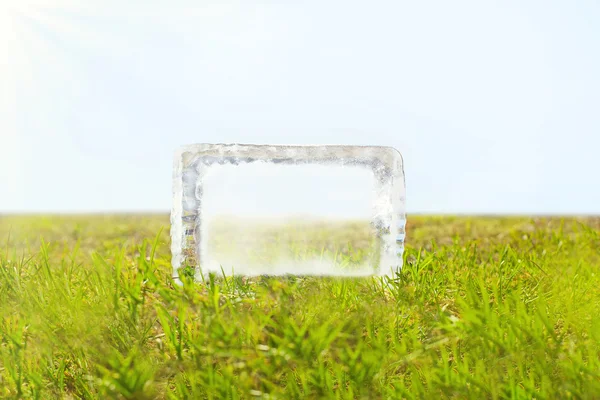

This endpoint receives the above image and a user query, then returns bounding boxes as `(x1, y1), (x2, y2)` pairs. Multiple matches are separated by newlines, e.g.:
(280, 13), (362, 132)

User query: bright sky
(1, 0), (599, 214)
(202, 163), (376, 219)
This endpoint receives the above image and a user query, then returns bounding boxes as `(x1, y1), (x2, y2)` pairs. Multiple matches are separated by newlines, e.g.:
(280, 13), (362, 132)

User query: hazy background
(1, 0), (598, 214)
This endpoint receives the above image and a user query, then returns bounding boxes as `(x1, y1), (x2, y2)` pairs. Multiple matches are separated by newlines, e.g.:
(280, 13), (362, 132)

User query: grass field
(0, 215), (599, 399)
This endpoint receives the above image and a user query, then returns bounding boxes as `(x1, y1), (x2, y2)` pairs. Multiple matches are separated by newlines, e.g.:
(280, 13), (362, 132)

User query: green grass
(0, 215), (599, 399)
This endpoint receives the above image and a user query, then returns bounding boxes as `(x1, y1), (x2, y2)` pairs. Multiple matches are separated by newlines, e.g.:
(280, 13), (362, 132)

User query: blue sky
(1, 0), (599, 214)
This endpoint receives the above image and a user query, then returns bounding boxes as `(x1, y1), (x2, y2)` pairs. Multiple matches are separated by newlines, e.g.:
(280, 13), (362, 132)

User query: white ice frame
(171, 144), (406, 283)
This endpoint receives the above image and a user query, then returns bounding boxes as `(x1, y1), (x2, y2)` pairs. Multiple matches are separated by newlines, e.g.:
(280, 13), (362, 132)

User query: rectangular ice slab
(171, 144), (406, 283)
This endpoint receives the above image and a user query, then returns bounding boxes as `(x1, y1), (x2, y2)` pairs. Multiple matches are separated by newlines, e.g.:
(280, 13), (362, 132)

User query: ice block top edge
(174, 143), (403, 170)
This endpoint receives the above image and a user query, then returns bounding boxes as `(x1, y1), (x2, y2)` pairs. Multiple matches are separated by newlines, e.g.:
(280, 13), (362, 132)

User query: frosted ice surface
(171, 144), (406, 283)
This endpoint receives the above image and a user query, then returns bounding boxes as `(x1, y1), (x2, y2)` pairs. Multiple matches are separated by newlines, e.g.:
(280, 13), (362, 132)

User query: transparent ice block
(171, 144), (406, 283)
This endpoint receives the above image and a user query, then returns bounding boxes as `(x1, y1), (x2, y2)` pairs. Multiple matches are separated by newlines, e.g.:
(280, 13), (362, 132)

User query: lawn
(0, 215), (599, 399)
